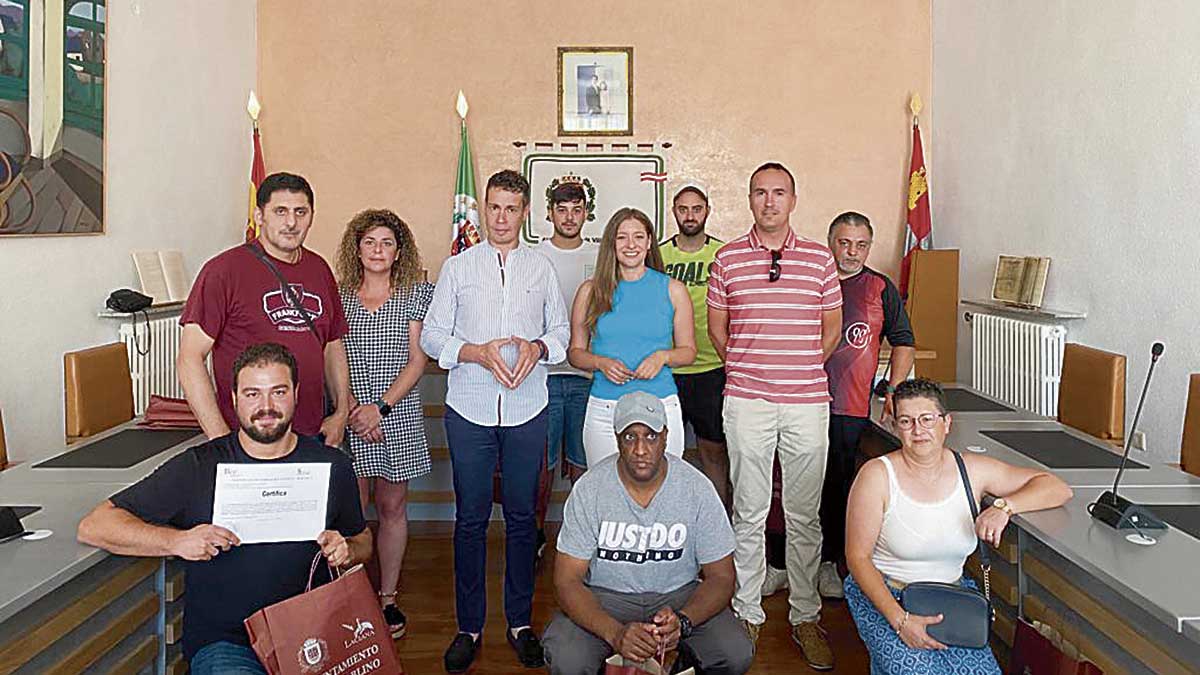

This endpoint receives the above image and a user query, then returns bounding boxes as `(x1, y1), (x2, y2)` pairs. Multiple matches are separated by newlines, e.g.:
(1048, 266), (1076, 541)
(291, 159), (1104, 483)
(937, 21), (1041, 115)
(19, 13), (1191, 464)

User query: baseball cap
(612, 391), (668, 434)
(673, 182), (709, 203)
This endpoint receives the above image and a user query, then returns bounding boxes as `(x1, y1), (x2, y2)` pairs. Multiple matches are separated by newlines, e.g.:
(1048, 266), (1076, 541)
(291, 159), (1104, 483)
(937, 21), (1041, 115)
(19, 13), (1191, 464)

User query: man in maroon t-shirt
(818, 211), (914, 597)
(177, 173), (351, 444)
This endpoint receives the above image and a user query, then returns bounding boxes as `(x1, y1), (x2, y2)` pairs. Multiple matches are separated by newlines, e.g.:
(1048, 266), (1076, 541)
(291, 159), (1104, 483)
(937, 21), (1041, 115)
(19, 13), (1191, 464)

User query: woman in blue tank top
(568, 207), (696, 466)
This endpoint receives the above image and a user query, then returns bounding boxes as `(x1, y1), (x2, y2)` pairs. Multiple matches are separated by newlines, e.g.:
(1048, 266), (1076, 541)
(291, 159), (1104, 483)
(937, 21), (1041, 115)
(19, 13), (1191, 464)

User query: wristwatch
(677, 612), (694, 639)
(532, 339), (549, 360)
(374, 399), (393, 418)
(992, 498), (1014, 515)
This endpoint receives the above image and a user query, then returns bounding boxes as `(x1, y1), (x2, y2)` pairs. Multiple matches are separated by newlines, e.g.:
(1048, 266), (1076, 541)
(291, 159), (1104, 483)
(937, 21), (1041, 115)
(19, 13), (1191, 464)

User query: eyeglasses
(895, 413), (946, 430)
(768, 249), (783, 283)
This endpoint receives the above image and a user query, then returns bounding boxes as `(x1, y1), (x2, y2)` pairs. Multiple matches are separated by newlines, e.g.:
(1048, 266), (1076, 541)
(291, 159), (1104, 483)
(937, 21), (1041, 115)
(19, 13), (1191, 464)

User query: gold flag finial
(909, 93), (923, 119)
(456, 91), (469, 121)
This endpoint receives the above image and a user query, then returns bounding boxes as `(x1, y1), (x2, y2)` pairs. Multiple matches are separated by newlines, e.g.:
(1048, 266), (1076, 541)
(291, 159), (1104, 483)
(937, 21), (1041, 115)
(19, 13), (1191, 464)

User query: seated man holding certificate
(78, 342), (371, 675)
(542, 391), (753, 675)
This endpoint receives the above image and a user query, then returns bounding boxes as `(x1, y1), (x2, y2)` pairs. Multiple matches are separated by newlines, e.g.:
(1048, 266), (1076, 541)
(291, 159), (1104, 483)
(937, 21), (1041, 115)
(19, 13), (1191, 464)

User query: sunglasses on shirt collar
(768, 249), (783, 283)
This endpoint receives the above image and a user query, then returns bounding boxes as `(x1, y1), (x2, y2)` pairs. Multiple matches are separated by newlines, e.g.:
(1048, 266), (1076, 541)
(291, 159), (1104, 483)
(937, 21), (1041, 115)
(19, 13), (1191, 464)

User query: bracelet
(895, 611), (910, 634)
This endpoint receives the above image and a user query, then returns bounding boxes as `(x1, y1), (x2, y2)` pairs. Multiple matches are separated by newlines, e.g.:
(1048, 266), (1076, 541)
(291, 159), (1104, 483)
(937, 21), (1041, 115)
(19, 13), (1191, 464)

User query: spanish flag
(244, 125), (266, 242)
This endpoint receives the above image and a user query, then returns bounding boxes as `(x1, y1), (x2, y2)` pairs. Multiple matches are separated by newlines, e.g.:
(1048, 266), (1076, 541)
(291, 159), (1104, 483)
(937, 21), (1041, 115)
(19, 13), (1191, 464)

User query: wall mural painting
(0, 0), (104, 237)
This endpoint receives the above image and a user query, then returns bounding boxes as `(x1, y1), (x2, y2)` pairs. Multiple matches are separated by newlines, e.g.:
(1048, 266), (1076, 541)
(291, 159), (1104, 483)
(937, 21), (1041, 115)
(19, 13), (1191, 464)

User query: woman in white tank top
(843, 379), (1072, 675)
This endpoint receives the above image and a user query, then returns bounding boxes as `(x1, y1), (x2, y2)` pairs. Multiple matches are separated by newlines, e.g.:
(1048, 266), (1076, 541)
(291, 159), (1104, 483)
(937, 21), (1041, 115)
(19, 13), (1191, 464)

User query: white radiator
(119, 316), (184, 415)
(970, 313), (1066, 416)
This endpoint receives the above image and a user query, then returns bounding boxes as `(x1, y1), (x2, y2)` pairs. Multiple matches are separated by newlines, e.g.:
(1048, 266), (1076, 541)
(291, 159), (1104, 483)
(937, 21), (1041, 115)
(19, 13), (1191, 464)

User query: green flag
(451, 122), (482, 255)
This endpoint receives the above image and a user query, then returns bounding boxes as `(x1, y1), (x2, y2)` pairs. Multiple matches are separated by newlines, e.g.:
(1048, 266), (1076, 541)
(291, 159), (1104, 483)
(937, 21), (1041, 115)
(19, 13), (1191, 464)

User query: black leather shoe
(506, 627), (545, 668)
(444, 633), (479, 673)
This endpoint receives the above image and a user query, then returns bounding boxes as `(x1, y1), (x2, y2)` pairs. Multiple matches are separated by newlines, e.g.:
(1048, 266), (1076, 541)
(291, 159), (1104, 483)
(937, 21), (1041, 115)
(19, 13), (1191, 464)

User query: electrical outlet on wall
(1131, 431), (1147, 453)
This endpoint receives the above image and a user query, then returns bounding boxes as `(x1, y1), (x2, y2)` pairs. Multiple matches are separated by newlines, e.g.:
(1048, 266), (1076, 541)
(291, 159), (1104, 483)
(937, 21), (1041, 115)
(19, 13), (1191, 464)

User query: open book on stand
(132, 250), (189, 305)
(991, 255), (1050, 308)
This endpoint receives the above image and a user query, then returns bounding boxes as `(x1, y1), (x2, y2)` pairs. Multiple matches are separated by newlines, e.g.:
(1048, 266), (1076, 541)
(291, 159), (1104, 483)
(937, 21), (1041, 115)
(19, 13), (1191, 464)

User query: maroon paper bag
(244, 555), (403, 675)
(1009, 619), (1103, 675)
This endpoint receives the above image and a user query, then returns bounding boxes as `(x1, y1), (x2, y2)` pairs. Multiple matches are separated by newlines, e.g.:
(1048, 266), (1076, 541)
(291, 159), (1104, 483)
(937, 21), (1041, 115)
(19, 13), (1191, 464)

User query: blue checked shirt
(421, 241), (570, 427)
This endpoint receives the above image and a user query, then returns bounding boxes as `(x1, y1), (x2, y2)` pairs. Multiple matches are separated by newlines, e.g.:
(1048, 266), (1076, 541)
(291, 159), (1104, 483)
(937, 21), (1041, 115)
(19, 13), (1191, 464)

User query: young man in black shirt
(78, 343), (371, 675)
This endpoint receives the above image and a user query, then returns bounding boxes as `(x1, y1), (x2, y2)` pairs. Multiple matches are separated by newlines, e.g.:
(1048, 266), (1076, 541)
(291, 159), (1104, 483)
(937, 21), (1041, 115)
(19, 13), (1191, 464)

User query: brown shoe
(739, 618), (762, 646)
(791, 621), (833, 671)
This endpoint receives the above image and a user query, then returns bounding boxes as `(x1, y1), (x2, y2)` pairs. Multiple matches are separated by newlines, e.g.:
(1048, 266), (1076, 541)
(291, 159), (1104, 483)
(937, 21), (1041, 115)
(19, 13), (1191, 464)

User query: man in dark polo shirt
(177, 173), (352, 446)
(78, 343), (371, 674)
(819, 211), (915, 598)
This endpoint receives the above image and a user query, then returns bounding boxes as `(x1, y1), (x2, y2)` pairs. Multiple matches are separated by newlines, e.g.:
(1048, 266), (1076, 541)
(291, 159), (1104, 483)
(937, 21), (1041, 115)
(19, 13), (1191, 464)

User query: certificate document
(212, 463), (330, 544)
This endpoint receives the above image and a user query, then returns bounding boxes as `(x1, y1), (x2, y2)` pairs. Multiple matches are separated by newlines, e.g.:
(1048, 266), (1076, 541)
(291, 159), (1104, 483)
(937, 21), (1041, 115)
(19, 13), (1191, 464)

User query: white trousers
(725, 396), (829, 625)
(582, 394), (685, 468)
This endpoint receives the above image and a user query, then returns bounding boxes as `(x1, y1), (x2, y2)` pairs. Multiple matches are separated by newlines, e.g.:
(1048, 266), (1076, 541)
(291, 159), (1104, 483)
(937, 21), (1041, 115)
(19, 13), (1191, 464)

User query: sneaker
(506, 626), (545, 668)
(739, 618), (762, 646)
(791, 621), (834, 671)
(382, 604), (407, 638)
(817, 561), (845, 599)
(761, 565), (789, 597)
(443, 632), (480, 673)
(536, 528), (548, 561)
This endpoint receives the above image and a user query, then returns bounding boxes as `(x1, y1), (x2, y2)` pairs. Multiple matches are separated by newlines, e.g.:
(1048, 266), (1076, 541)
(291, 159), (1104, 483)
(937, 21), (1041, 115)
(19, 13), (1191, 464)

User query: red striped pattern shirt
(706, 226), (842, 403)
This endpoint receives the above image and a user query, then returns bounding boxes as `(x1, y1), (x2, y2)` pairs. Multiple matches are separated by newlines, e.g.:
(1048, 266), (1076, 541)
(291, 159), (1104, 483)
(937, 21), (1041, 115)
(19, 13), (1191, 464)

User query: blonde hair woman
(335, 208), (433, 639)
(568, 207), (696, 466)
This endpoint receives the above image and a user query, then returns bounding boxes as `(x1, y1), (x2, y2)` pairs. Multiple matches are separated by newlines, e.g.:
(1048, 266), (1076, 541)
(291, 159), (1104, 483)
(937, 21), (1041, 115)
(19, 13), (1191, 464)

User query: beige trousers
(724, 395), (829, 625)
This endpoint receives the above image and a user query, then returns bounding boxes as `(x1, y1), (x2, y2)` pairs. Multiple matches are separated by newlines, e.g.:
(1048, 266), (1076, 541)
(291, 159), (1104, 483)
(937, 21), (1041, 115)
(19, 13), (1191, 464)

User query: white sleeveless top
(871, 455), (979, 584)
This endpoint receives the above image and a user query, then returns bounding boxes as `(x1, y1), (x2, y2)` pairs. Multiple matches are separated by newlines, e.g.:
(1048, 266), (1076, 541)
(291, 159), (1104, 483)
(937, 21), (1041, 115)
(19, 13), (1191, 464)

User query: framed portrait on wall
(558, 47), (632, 136)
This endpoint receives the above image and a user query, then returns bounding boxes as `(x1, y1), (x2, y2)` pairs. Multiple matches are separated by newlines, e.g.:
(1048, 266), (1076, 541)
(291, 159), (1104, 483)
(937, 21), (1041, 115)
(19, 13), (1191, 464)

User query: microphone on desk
(1088, 342), (1168, 530)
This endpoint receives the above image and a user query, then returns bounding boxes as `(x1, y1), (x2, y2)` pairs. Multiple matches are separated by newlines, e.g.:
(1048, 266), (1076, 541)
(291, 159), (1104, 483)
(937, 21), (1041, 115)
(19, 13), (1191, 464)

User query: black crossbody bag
(244, 242), (333, 418)
(899, 450), (994, 649)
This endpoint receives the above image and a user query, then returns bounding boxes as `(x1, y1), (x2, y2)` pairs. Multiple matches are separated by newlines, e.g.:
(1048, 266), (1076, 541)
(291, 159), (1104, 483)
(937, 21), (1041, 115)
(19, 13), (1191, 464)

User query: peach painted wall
(257, 0), (930, 279)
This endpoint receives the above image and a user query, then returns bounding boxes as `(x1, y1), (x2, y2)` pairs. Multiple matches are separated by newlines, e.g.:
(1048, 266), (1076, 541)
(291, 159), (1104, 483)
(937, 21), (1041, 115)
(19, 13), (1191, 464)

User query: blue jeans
(547, 374), (590, 469)
(190, 641), (267, 674)
(445, 405), (548, 633)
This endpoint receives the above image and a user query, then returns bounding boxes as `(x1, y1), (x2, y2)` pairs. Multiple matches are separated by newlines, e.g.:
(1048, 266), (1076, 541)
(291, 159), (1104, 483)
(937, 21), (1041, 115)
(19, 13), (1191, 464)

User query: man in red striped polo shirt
(707, 162), (843, 670)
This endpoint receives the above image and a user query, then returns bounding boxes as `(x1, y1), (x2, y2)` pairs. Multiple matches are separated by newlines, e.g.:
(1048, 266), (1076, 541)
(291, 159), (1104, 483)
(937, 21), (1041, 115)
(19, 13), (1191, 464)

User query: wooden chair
(1180, 374), (1200, 477)
(904, 248), (959, 383)
(64, 342), (135, 443)
(1057, 343), (1126, 445)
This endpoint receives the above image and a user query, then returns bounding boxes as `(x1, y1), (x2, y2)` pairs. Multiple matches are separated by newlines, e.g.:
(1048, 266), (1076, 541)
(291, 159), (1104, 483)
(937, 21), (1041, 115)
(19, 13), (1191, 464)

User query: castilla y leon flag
(450, 109), (482, 256)
(899, 119), (932, 298)
(244, 124), (266, 242)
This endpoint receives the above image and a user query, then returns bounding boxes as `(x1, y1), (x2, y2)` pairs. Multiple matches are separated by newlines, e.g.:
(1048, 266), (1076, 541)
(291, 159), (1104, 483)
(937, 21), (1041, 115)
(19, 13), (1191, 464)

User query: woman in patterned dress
(335, 209), (434, 639)
(844, 378), (1071, 674)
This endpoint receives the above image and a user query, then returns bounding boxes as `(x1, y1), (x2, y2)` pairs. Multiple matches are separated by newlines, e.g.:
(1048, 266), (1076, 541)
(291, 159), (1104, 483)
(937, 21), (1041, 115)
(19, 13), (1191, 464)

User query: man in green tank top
(659, 184), (730, 509)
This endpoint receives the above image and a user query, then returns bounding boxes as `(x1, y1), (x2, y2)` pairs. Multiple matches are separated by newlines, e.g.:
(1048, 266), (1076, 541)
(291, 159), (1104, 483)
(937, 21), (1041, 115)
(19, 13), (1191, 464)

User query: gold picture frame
(557, 46), (633, 137)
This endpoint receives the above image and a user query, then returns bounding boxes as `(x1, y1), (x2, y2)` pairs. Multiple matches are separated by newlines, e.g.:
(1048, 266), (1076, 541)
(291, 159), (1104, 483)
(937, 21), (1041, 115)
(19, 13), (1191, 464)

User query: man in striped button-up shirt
(706, 162), (843, 671)
(421, 170), (570, 673)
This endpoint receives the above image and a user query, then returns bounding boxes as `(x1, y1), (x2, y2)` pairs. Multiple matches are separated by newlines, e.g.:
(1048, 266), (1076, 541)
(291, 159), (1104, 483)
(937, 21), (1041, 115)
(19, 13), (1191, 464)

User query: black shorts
(673, 367), (726, 443)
